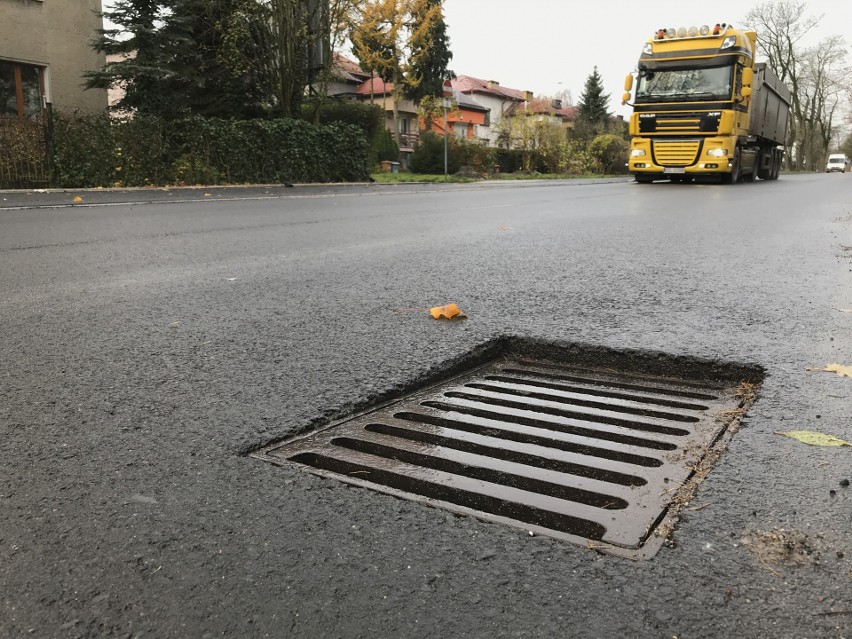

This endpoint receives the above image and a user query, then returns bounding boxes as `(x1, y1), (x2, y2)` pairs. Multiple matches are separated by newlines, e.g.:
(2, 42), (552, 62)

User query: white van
(826, 154), (849, 173)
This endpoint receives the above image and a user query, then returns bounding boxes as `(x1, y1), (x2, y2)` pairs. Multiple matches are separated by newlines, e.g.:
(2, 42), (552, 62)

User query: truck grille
(639, 112), (721, 134)
(653, 140), (701, 166)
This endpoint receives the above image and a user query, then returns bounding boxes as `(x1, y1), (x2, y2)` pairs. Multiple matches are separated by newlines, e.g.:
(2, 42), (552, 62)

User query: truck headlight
(631, 149), (646, 157)
(707, 148), (728, 157)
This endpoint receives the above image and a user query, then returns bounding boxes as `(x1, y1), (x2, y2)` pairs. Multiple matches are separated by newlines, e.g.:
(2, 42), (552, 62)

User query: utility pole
(442, 79), (453, 179)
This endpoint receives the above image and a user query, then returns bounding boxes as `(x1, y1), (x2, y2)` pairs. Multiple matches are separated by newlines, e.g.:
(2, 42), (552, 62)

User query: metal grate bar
(254, 353), (755, 558)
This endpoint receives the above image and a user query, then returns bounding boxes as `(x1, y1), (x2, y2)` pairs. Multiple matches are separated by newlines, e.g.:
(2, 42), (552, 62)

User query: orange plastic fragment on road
(429, 303), (466, 320)
(73, 196), (83, 202)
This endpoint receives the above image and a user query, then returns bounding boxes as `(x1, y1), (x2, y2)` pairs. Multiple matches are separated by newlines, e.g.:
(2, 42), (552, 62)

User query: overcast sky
(443, 0), (852, 118)
(101, 0), (851, 122)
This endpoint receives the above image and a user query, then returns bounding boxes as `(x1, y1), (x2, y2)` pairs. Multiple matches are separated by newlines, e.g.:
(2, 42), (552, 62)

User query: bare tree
(743, 1), (850, 170)
(798, 36), (850, 169)
(744, 1), (819, 169)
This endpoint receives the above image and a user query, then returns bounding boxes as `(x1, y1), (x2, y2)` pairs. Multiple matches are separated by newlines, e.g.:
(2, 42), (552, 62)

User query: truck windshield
(636, 65), (734, 103)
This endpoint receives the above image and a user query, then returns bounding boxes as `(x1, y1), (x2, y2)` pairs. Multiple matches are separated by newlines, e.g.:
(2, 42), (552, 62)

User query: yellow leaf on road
(430, 303), (466, 320)
(73, 196), (83, 202)
(807, 364), (852, 378)
(775, 431), (851, 447)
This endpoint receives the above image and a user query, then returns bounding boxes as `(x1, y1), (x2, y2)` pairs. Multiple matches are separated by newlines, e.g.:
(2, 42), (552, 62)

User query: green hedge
(51, 113), (370, 187)
(409, 131), (495, 175)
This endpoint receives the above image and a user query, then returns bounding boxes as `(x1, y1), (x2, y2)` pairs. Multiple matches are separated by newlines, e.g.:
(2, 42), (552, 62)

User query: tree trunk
(391, 64), (401, 160)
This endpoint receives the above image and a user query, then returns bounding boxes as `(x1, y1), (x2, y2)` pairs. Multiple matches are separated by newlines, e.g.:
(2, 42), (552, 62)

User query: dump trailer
(623, 23), (792, 183)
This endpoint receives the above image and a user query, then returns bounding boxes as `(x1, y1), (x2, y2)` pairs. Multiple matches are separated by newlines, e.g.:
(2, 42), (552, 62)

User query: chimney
(486, 80), (500, 90)
(551, 98), (563, 110)
(523, 90), (534, 101)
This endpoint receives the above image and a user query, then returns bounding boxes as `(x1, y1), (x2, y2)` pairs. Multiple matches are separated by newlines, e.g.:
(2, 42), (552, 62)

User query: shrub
(0, 117), (50, 188)
(588, 134), (629, 174)
(372, 127), (399, 164)
(50, 113), (370, 187)
(493, 148), (525, 174)
(455, 137), (495, 174)
(409, 130), (460, 174)
(51, 114), (117, 187)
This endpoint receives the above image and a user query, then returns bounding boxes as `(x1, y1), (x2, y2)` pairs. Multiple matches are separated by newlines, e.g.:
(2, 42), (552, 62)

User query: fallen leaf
(832, 308), (852, 313)
(204, 193), (211, 197)
(429, 303), (466, 320)
(497, 225), (513, 231)
(807, 364), (852, 378)
(73, 196), (83, 202)
(775, 431), (852, 447)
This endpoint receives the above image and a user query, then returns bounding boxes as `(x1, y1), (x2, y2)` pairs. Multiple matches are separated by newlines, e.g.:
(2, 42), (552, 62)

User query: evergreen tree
(85, 0), (183, 116)
(403, 0), (454, 102)
(576, 66), (611, 129)
(86, 0), (310, 119)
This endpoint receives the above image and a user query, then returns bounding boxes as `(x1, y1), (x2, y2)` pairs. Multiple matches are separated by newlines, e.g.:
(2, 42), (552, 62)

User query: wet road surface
(2, 175), (851, 637)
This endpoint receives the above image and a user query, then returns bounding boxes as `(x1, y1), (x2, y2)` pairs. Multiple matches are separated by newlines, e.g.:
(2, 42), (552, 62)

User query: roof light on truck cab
(721, 36), (736, 49)
(666, 28), (676, 38)
(700, 25), (710, 36)
(643, 42), (653, 55)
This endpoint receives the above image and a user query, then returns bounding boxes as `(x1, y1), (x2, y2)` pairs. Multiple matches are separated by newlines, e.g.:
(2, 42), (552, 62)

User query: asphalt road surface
(2, 175), (851, 638)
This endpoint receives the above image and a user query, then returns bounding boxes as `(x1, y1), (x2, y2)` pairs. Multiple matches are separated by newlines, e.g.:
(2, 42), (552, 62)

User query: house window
(0, 60), (45, 119)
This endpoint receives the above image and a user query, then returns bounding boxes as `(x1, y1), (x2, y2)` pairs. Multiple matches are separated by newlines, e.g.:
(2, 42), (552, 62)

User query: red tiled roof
(355, 76), (393, 96)
(521, 97), (577, 120)
(451, 75), (526, 101)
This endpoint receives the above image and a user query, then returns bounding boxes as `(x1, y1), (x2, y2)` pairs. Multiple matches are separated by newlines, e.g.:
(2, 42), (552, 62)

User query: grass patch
(488, 172), (615, 181)
(370, 171), (625, 184)
(370, 172), (476, 183)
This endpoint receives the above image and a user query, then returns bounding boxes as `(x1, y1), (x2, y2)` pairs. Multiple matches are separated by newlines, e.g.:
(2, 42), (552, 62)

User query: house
(354, 75), (419, 169)
(450, 75), (533, 147)
(324, 53), (372, 99)
(0, 0), (107, 118)
(421, 89), (491, 142)
(517, 97), (577, 131)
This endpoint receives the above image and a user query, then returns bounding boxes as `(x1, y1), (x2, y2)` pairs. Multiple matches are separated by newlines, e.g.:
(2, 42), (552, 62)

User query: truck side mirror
(624, 74), (634, 91)
(742, 67), (754, 87)
(741, 86), (753, 98)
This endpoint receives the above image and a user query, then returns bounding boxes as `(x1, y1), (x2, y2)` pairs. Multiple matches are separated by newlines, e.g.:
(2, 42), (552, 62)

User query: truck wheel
(722, 150), (740, 184)
(771, 151), (781, 180)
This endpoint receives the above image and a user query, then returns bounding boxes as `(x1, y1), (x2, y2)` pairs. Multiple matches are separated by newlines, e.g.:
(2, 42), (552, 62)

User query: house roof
(520, 97), (577, 121)
(355, 76), (392, 96)
(451, 75), (527, 101)
(332, 54), (372, 84)
(453, 89), (489, 112)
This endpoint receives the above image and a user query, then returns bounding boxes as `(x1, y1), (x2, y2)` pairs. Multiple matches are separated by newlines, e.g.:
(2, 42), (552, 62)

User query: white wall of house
(463, 93), (519, 147)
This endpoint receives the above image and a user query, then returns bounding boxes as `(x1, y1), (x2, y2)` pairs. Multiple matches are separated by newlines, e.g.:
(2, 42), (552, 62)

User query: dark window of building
(0, 60), (45, 119)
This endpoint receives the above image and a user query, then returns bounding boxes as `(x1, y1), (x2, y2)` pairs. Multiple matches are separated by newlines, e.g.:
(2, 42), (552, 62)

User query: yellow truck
(623, 23), (791, 184)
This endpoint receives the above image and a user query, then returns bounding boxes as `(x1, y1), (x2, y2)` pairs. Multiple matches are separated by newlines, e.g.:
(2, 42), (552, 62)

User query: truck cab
(623, 23), (791, 184)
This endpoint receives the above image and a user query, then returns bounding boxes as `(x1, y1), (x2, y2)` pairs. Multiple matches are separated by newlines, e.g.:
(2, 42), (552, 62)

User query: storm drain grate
(254, 352), (757, 559)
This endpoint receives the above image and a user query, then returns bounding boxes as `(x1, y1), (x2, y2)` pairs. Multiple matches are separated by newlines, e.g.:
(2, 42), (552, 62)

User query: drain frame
(253, 340), (762, 560)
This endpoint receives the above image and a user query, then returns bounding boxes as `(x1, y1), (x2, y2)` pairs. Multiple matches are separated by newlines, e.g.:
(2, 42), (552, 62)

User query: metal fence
(0, 114), (50, 189)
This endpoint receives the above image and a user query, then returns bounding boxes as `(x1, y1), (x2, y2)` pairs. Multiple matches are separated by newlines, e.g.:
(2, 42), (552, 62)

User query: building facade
(0, 0), (107, 118)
